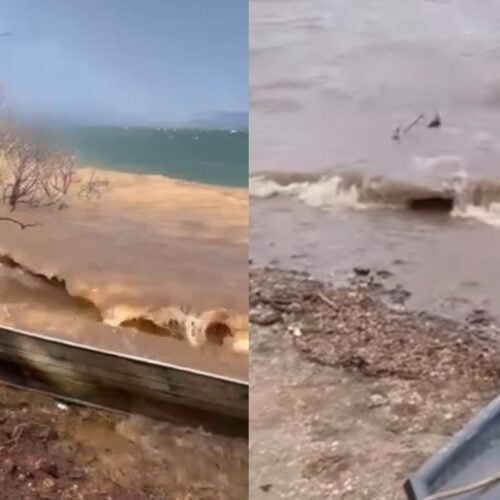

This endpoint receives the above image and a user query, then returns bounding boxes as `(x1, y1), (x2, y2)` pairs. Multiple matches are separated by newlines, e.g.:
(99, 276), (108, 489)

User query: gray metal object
(405, 394), (500, 499)
(0, 324), (248, 437)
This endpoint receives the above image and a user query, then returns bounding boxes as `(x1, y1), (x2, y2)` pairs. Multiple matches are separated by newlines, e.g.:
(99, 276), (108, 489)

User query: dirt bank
(250, 267), (500, 500)
(0, 385), (248, 500)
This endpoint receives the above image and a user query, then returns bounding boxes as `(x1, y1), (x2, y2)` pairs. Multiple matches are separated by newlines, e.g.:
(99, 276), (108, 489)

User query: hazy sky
(0, 0), (248, 125)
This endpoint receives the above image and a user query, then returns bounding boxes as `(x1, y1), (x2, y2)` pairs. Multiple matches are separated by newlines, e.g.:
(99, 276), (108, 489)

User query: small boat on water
(405, 394), (500, 499)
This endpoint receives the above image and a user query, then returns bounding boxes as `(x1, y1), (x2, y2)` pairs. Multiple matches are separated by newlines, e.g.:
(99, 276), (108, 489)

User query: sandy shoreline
(0, 166), (249, 379)
(250, 267), (500, 499)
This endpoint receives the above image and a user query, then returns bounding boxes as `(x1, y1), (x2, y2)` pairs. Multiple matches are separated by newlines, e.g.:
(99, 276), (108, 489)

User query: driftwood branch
(392, 111), (442, 140)
(0, 217), (39, 230)
(317, 291), (336, 308)
(403, 114), (425, 134)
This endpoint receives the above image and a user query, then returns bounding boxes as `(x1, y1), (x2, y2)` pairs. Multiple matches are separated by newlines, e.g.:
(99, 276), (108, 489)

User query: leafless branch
(78, 169), (110, 201)
(0, 124), (78, 211)
(403, 114), (425, 134)
(0, 217), (39, 230)
(0, 93), (109, 229)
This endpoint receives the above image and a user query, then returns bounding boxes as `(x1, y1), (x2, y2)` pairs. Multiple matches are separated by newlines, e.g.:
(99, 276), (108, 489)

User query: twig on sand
(0, 422), (50, 451)
(317, 291), (336, 308)
(425, 470), (500, 499)
(0, 217), (39, 230)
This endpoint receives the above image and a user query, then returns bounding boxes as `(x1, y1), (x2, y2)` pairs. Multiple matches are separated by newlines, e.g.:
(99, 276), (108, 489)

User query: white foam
(453, 202), (500, 228)
(249, 175), (306, 198)
(250, 175), (363, 210)
(297, 176), (361, 209)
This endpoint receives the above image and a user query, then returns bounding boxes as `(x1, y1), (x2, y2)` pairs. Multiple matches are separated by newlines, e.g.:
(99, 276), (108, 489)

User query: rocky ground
(250, 267), (500, 500)
(0, 386), (248, 500)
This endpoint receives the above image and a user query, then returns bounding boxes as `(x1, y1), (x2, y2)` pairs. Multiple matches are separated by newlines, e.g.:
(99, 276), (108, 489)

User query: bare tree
(78, 169), (109, 201)
(0, 35), (76, 228)
(0, 88), (109, 228)
(0, 128), (78, 211)
(39, 150), (78, 205)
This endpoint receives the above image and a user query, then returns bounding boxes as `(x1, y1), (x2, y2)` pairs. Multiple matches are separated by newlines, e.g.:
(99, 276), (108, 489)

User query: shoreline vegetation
(250, 267), (500, 499)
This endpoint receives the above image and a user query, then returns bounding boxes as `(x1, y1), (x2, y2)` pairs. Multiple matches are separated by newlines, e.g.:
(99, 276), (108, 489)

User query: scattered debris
(391, 111), (442, 140)
(250, 267), (500, 381)
(353, 267), (371, 277)
(393, 258), (407, 266)
(376, 269), (393, 279)
(384, 284), (412, 306)
(403, 113), (425, 134)
(250, 308), (282, 326)
(368, 393), (387, 409)
(392, 127), (401, 141)
(466, 308), (495, 327)
(250, 267), (500, 499)
(427, 113), (442, 129)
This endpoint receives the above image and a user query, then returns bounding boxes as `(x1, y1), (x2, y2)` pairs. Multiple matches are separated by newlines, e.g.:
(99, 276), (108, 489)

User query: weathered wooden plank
(0, 340), (244, 408)
(0, 325), (248, 437)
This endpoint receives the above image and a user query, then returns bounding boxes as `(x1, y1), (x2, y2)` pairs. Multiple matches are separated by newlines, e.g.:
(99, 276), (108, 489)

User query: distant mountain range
(189, 111), (248, 130)
(151, 111), (248, 130)
(19, 110), (249, 131)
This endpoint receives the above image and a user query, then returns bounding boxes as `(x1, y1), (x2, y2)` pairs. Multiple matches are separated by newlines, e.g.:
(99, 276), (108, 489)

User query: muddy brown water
(0, 167), (248, 380)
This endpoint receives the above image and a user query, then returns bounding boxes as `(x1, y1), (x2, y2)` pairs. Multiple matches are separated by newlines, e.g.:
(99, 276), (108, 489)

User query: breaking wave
(0, 254), (248, 355)
(250, 167), (500, 226)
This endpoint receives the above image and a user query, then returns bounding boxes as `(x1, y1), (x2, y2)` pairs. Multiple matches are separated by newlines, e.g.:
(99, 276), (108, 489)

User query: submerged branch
(0, 217), (39, 230)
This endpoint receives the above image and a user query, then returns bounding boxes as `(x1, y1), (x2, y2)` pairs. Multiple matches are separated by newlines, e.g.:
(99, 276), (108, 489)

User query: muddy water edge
(0, 167), (249, 499)
(0, 167), (249, 373)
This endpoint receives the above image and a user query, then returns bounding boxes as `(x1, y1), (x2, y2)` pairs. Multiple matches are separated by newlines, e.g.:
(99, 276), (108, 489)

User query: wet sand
(0, 385), (248, 499)
(0, 167), (248, 380)
(250, 268), (500, 499)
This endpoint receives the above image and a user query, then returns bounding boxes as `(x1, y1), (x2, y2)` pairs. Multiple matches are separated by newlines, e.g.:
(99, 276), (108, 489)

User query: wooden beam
(0, 324), (248, 437)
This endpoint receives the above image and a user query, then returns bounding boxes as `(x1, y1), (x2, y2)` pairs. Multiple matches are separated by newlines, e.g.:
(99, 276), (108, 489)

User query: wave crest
(0, 255), (248, 355)
(250, 168), (500, 222)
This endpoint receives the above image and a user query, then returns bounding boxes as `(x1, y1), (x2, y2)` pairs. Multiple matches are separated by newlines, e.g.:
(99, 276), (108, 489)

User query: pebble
(368, 394), (387, 409)
(250, 309), (281, 326)
(353, 267), (371, 277)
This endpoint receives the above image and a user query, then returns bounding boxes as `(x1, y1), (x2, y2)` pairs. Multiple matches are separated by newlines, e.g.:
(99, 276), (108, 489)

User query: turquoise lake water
(53, 125), (248, 188)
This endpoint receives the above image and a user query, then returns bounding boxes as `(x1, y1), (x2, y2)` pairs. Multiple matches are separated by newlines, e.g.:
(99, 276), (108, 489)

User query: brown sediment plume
(0, 251), (248, 354)
(0, 167), (249, 369)
(0, 254), (103, 321)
